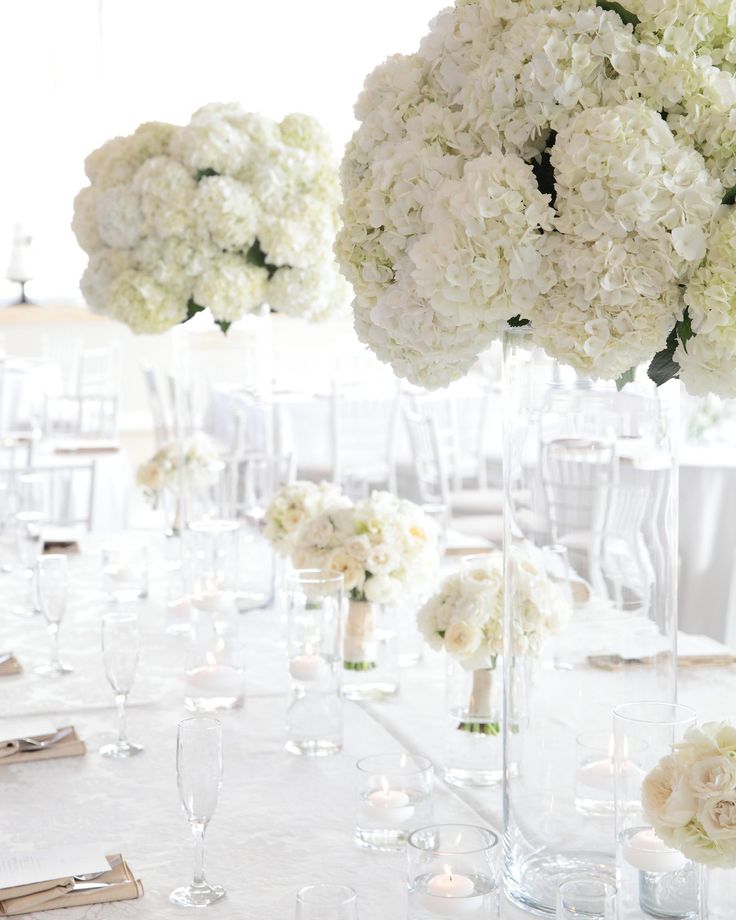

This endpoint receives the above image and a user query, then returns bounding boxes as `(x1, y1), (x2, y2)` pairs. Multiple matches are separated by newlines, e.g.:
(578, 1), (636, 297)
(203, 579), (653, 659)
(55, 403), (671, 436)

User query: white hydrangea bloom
(74, 104), (349, 334)
(192, 255), (268, 323)
(677, 211), (736, 397)
(338, 0), (735, 396)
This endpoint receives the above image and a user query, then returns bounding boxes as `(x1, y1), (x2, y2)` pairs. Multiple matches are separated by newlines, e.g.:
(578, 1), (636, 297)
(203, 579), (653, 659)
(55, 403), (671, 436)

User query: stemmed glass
(170, 717), (226, 907)
(100, 611), (143, 758)
(34, 554), (73, 676)
(295, 885), (358, 919)
(15, 511), (44, 617)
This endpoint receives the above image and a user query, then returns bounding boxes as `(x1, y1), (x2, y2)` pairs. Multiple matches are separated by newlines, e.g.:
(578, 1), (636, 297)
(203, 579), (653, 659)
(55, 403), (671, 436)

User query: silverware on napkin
(17, 728), (73, 752)
(588, 653), (736, 670)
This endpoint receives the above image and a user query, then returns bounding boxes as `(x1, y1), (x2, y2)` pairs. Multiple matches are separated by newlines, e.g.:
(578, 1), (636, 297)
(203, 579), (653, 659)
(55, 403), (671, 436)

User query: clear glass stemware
(170, 716), (226, 908)
(100, 611), (143, 758)
(34, 554), (73, 676)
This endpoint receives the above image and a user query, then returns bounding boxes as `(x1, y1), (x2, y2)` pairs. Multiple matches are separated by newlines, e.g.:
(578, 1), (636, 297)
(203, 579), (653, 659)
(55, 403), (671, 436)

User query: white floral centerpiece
(137, 433), (220, 499)
(336, 0), (736, 396)
(291, 490), (440, 670)
(73, 104), (350, 334)
(643, 721), (736, 868)
(418, 549), (570, 732)
(264, 480), (350, 557)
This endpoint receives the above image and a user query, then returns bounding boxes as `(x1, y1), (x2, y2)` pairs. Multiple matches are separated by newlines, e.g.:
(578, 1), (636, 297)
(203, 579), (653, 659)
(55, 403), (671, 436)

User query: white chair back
(77, 347), (118, 396)
(43, 395), (118, 441)
(402, 402), (450, 506)
(329, 384), (400, 493)
(142, 365), (173, 447)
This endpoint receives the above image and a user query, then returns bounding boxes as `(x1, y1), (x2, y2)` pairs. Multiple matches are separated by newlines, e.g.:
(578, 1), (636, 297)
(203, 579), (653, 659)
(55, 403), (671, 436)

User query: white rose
(326, 549), (365, 593)
(444, 620), (483, 659)
(643, 755), (698, 829)
(688, 756), (736, 798)
(698, 795), (736, 842)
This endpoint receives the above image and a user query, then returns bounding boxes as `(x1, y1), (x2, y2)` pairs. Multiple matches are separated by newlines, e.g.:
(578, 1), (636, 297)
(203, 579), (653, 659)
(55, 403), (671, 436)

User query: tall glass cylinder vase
(445, 655), (503, 787)
(502, 331), (679, 916)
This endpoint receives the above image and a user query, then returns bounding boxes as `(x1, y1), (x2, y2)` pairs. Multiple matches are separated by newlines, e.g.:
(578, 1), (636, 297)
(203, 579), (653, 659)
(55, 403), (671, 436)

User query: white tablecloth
(0, 535), (734, 919)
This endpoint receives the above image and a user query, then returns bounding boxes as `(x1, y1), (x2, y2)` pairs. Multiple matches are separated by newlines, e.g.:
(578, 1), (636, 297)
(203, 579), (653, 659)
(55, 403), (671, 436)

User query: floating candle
(361, 776), (414, 826)
(289, 653), (327, 683)
(622, 827), (688, 873)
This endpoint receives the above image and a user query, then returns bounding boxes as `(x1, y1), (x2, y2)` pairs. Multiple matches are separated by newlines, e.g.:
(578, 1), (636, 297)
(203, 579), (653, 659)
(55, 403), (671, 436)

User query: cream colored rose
(327, 549), (365, 593)
(300, 514), (335, 548)
(367, 543), (396, 574)
(136, 460), (165, 493)
(283, 507), (306, 531)
(643, 755), (698, 828)
(688, 756), (736, 798)
(444, 620), (483, 659)
(699, 795), (736, 841)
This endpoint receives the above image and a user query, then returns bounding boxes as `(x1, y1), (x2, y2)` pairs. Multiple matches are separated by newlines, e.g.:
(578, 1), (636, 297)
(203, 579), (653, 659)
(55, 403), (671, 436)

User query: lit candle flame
(444, 864), (453, 882)
(206, 652), (217, 666)
(380, 775), (389, 794)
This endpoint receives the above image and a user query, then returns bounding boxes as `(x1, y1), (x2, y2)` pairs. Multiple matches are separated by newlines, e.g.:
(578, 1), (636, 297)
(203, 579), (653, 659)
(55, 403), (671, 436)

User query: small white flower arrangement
(264, 480), (349, 556)
(136, 433), (220, 499)
(73, 105), (350, 335)
(643, 722), (736, 868)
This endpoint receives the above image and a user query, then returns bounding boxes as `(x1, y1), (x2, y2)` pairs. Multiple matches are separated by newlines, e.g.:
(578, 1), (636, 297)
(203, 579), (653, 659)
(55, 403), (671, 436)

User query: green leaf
(195, 168), (218, 181)
(647, 308), (694, 387)
(596, 0), (640, 26)
(723, 185), (736, 206)
(508, 315), (531, 328)
(246, 239), (281, 280)
(616, 367), (636, 391)
(215, 319), (231, 335)
(184, 298), (205, 322)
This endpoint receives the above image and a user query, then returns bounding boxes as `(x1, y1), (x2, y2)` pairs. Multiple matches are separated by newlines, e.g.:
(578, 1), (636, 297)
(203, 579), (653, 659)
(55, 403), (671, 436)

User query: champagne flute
(295, 885), (358, 919)
(170, 717), (226, 907)
(14, 511), (43, 617)
(100, 611), (143, 758)
(34, 554), (73, 676)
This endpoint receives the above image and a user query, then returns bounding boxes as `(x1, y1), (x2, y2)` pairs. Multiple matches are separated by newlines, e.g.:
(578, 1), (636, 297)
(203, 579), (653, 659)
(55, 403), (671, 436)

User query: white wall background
(0, 0), (442, 302)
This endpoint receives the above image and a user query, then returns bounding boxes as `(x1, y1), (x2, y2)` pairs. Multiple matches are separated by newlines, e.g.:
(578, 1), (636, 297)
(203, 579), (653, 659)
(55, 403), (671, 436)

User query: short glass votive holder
(295, 884), (358, 920)
(164, 561), (191, 636)
(187, 518), (240, 596)
(614, 702), (704, 920)
(285, 570), (344, 757)
(356, 753), (433, 852)
(556, 877), (616, 919)
(575, 731), (617, 816)
(184, 591), (244, 712)
(102, 545), (149, 603)
(407, 824), (500, 919)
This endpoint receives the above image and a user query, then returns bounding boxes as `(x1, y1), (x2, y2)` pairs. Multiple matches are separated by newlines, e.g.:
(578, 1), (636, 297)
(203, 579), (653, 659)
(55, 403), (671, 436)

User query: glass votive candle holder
(575, 731), (617, 816)
(356, 753), (433, 852)
(164, 562), (191, 636)
(187, 518), (240, 597)
(285, 569), (344, 757)
(295, 884), (358, 920)
(407, 824), (500, 919)
(102, 545), (149, 603)
(556, 877), (616, 919)
(614, 702), (704, 920)
(184, 589), (244, 713)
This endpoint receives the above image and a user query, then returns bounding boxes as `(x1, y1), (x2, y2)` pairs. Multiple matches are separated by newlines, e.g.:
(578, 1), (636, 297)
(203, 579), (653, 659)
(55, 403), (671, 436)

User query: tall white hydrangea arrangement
(336, 0), (736, 396)
(73, 104), (350, 334)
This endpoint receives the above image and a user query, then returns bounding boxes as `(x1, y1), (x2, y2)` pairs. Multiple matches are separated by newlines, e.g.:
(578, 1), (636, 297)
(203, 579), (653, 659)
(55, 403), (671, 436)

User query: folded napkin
(42, 540), (80, 555)
(0, 655), (21, 677)
(0, 726), (85, 766)
(0, 855), (143, 915)
(53, 442), (119, 455)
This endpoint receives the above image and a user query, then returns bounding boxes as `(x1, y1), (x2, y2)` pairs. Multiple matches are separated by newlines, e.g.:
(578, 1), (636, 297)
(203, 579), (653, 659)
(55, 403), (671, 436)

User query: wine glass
(34, 554), (73, 676)
(295, 885), (358, 919)
(100, 611), (143, 758)
(170, 717), (226, 907)
(14, 511), (43, 617)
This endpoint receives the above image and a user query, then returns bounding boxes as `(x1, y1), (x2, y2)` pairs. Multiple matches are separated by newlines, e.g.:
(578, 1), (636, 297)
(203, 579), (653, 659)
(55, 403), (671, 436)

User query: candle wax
(289, 654), (327, 682)
(185, 665), (243, 698)
(419, 872), (480, 916)
(622, 828), (688, 873)
(361, 788), (414, 826)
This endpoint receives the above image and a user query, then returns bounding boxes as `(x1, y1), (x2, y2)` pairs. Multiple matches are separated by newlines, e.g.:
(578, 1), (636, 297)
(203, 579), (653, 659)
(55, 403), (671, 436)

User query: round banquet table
(0, 533), (734, 919)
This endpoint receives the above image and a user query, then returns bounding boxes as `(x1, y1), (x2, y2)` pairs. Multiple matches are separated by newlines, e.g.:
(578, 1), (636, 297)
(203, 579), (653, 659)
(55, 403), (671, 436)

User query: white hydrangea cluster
(337, 0), (736, 395)
(418, 548), (570, 665)
(290, 490), (440, 606)
(73, 106), (349, 335)
(643, 722), (736, 868)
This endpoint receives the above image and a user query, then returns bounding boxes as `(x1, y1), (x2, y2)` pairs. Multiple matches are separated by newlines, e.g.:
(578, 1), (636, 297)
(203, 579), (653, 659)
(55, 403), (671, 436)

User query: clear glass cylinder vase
(342, 599), (399, 701)
(445, 655), (503, 788)
(502, 331), (679, 916)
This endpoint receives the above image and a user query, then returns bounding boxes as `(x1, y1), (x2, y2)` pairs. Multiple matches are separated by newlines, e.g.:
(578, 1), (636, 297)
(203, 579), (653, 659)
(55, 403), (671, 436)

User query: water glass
(34, 554), (73, 676)
(164, 561), (192, 636)
(407, 824), (500, 919)
(355, 753), (433, 851)
(187, 518), (240, 597)
(100, 612), (143, 758)
(556, 878), (616, 919)
(286, 570), (343, 756)
(170, 717), (226, 908)
(102, 546), (149, 603)
(295, 884), (358, 920)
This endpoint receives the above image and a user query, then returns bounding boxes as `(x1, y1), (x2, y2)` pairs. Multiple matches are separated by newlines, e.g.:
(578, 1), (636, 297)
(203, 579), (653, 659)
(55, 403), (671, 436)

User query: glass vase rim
(407, 823), (499, 855)
(557, 875), (617, 899)
(288, 568), (345, 588)
(177, 715), (222, 733)
(187, 518), (240, 535)
(356, 751), (432, 776)
(295, 883), (357, 906)
(612, 701), (696, 726)
(102, 610), (139, 625)
(36, 553), (67, 567)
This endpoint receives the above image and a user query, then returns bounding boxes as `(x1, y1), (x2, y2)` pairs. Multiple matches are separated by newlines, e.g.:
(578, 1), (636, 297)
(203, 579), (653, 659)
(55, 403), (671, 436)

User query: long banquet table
(1, 533), (734, 919)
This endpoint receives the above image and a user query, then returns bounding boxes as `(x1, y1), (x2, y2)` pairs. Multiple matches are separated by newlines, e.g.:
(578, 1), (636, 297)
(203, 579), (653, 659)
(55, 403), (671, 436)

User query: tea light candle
(289, 653), (327, 683)
(622, 828), (688, 873)
(421, 868), (478, 916)
(109, 564), (136, 582)
(167, 597), (190, 619)
(185, 664), (243, 698)
(361, 777), (414, 826)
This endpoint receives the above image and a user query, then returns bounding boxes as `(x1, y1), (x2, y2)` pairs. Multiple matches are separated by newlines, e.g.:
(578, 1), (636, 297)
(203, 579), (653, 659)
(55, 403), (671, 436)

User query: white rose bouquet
(136, 433), (220, 499)
(337, 0), (736, 397)
(643, 722), (736, 868)
(264, 480), (350, 556)
(73, 105), (350, 335)
(292, 490), (440, 669)
(418, 548), (570, 732)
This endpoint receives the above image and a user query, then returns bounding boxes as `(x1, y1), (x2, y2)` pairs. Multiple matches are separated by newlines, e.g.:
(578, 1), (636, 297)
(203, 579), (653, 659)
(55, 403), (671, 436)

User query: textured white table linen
(1, 534), (733, 919)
